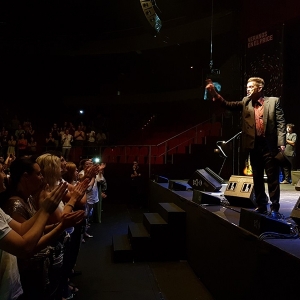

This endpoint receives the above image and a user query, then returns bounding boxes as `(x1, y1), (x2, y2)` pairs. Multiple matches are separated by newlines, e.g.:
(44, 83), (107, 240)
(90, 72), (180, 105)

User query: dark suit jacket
(219, 96), (286, 151)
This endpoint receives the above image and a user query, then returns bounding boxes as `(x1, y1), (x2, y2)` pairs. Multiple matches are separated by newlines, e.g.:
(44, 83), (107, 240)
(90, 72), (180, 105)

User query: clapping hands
(40, 182), (68, 214)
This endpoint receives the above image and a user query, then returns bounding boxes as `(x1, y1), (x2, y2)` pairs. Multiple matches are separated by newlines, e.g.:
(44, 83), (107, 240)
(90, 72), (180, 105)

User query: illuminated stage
(148, 179), (300, 300)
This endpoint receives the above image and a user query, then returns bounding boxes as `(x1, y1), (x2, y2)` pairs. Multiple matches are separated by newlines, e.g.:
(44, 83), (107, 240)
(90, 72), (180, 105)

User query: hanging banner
(244, 25), (283, 98)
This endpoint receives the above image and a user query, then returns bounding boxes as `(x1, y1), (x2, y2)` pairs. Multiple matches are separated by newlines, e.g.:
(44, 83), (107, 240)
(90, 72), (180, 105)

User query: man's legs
(250, 141), (280, 212)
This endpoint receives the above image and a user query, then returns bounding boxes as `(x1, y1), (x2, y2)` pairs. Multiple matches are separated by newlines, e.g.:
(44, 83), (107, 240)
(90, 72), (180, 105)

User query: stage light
(140, 0), (162, 33)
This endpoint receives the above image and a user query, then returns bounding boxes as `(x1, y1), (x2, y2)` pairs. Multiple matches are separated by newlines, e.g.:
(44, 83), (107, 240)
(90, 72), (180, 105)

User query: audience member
(86, 130), (96, 157)
(129, 161), (143, 208)
(96, 130), (106, 145)
(17, 133), (28, 158)
(45, 132), (56, 151)
(61, 129), (73, 162)
(1, 131), (9, 159)
(94, 162), (107, 223)
(7, 135), (16, 158)
(74, 125), (86, 147)
(78, 159), (97, 239)
(15, 125), (25, 141)
(27, 136), (37, 156)
(51, 123), (61, 149)
(62, 161), (87, 292)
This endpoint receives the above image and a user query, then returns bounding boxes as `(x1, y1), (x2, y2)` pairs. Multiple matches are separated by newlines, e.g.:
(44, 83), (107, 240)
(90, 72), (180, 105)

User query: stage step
(128, 222), (150, 240)
(143, 213), (168, 238)
(157, 202), (186, 225)
(112, 234), (133, 263)
(112, 203), (187, 262)
(128, 223), (152, 261)
(157, 202), (186, 260)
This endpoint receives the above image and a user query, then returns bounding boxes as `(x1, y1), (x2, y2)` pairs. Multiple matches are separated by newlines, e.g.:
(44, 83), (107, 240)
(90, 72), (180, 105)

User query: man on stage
(206, 77), (286, 217)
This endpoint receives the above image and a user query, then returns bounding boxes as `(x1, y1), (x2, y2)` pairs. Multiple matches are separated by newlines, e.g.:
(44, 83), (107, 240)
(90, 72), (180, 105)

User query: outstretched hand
(205, 79), (219, 100)
(40, 182), (68, 214)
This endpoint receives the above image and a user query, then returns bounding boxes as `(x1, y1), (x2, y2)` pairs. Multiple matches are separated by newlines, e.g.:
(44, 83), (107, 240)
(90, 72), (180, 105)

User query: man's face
(287, 126), (292, 133)
(246, 81), (261, 98)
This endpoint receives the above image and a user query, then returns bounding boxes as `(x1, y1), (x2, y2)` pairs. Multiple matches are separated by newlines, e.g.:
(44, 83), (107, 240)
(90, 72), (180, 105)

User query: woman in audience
(7, 135), (17, 158)
(2, 156), (87, 300)
(0, 176), (83, 300)
(17, 133), (28, 158)
(27, 136), (37, 156)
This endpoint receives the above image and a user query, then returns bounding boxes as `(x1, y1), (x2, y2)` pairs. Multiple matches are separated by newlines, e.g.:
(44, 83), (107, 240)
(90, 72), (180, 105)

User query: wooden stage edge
(148, 180), (300, 300)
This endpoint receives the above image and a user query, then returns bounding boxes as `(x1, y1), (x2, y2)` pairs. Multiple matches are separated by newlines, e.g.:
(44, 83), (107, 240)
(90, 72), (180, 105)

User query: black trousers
(282, 155), (295, 181)
(249, 137), (280, 211)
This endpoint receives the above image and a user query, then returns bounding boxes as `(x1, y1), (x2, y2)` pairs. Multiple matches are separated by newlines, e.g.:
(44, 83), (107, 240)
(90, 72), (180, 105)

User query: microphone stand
(216, 131), (242, 176)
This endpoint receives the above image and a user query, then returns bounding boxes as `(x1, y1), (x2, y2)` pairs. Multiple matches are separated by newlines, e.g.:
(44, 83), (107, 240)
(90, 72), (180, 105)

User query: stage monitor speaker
(224, 175), (256, 208)
(290, 196), (300, 225)
(239, 208), (290, 235)
(188, 169), (222, 192)
(291, 171), (300, 186)
(155, 175), (169, 183)
(168, 180), (188, 191)
(192, 190), (220, 205)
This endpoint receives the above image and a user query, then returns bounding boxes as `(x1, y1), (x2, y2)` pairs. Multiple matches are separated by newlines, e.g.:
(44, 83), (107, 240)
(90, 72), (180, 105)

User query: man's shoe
(254, 205), (268, 214)
(280, 180), (289, 184)
(270, 211), (283, 220)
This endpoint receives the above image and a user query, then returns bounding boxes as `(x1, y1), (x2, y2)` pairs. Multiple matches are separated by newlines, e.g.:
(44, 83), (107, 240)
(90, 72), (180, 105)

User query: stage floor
(149, 179), (300, 299)
(166, 180), (300, 217)
(156, 180), (300, 258)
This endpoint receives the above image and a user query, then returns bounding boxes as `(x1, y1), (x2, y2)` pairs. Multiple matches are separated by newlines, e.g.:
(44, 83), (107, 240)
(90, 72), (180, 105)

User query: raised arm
(0, 182), (68, 258)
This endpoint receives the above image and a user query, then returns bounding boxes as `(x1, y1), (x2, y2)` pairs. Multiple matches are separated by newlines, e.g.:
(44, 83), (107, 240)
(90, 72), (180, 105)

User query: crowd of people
(0, 150), (107, 300)
(0, 114), (108, 164)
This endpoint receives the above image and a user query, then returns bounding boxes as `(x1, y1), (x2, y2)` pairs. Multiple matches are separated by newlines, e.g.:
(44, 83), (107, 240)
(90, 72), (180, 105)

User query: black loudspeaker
(239, 208), (290, 235)
(155, 175), (169, 183)
(290, 196), (300, 225)
(168, 181), (189, 191)
(224, 175), (256, 208)
(188, 169), (222, 192)
(291, 171), (300, 186)
(192, 190), (220, 205)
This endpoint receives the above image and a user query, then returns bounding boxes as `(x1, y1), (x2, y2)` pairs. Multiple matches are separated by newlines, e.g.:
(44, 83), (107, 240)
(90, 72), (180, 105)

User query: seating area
(98, 121), (222, 165)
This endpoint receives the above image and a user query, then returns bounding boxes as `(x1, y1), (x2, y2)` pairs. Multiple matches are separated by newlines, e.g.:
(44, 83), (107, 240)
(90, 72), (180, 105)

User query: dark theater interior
(1, 1), (300, 299)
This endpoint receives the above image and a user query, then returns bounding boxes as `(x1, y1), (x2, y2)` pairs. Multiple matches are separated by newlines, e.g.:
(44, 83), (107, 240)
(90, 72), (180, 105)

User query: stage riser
(157, 202), (185, 223)
(148, 180), (300, 300)
(112, 202), (186, 262)
(112, 235), (133, 263)
(143, 213), (168, 238)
